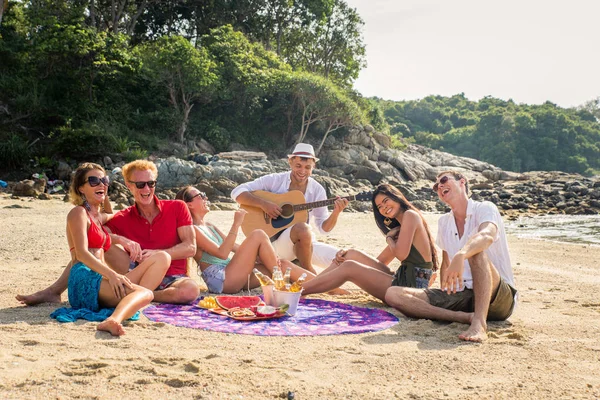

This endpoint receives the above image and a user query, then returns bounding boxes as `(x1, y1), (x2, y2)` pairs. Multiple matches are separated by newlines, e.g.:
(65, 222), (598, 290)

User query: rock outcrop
(5, 127), (599, 218)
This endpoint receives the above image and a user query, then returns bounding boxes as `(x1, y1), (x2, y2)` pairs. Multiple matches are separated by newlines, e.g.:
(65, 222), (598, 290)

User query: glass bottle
(289, 273), (307, 292)
(272, 266), (285, 291)
(283, 266), (292, 285)
(253, 268), (274, 286)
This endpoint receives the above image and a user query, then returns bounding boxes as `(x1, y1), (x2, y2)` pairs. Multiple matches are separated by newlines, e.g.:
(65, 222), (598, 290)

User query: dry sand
(1, 194), (599, 399)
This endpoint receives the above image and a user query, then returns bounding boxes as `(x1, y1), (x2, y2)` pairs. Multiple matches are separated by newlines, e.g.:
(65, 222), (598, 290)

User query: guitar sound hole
(280, 204), (294, 218)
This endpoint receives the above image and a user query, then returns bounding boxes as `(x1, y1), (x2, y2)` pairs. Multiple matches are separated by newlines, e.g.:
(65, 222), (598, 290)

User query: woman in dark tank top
(302, 184), (438, 303)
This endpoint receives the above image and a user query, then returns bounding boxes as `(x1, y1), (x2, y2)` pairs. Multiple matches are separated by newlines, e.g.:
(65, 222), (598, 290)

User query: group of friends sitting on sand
(17, 143), (517, 342)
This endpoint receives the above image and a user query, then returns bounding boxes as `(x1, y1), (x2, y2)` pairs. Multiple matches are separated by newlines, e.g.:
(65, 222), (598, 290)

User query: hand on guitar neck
(240, 190), (373, 238)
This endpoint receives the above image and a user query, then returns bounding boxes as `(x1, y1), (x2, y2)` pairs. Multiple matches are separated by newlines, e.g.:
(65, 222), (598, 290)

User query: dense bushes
(0, 0), (372, 175)
(378, 95), (600, 175)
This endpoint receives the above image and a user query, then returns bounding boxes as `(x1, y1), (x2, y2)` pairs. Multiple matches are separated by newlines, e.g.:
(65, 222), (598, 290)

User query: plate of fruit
(196, 296), (289, 321)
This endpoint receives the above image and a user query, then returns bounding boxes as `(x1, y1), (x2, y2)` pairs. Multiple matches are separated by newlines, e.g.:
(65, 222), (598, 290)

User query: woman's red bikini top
(70, 207), (111, 253)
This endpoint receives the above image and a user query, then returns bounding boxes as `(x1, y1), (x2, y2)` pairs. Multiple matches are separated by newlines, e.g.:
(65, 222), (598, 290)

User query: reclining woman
(63, 163), (170, 336)
(176, 186), (315, 293)
(302, 183), (438, 301)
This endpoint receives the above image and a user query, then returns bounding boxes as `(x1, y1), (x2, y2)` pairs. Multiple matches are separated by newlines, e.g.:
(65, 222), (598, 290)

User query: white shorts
(271, 227), (338, 269)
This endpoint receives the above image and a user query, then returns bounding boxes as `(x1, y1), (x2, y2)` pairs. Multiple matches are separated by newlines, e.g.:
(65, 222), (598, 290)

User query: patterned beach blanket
(142, 298), (398, 336)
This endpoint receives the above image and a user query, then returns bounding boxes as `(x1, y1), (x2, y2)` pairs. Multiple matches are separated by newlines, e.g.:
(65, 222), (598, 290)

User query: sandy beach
(1, 194), (599, 399)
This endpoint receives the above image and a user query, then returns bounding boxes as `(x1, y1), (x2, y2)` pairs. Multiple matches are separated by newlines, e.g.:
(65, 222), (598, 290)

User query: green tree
(138, 35), (218, 143)
(85, 0), (150, 35)
(577, 96), (600, 122)
(315, 87), (364, 155)
(0, 0), (7, 28)
(256, 0), (332, 55)
(281, 0), (365, 87)
(376, 95), (600, 175)
(280, 71), (362, 148)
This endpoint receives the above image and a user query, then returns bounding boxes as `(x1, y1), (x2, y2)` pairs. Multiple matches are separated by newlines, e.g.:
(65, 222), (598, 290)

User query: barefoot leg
(97, 318), (126, 336)
(16, 288), (63, 306)
(16, 261), (74, 305)
(458, 314), (487, 342)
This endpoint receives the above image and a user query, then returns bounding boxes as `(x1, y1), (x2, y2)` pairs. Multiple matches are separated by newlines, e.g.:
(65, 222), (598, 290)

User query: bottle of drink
(272, 266), (285, 291)
(283, 266), (292, 285)
(253, 268), (274, 286)
(289, 273), (307, 292)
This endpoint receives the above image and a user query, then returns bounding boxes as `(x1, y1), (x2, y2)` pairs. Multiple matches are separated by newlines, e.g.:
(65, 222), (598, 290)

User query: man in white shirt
(231, 143), (349, 274)
(385, 170), (517, 342)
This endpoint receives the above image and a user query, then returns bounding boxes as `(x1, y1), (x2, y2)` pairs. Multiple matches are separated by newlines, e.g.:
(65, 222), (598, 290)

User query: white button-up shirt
(230, 171), (330, 234)
(436, 199), (515, 290)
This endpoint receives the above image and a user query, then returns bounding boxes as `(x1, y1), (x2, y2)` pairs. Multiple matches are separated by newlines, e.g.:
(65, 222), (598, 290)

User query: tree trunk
(178, 103), (194, 143)
(275, 29), (282, 55)
(111, 0), (116, 33)
(115, 0), (127, 33)
(126, 0), (147, 35)
(316, 121), (342, 155)
(90, 0), (96, 27)
(0, 0), (7, 28)
(296, 105), (309, 145)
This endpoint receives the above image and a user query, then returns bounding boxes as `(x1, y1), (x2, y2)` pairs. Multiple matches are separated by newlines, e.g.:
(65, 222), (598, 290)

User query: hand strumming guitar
(260, 199), (282, 220)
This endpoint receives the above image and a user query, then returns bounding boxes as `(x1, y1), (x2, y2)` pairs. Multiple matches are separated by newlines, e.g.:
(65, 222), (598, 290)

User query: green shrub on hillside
(0, 133), (31, 169)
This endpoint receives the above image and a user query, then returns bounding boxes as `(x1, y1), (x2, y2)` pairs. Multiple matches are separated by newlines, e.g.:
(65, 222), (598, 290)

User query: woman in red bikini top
(64, 162), (170, 336)
(69, 208), (111, 255)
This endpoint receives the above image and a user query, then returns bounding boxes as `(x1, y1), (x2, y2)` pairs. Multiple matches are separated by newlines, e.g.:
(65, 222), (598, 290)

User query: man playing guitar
(231, 143), (349, 274)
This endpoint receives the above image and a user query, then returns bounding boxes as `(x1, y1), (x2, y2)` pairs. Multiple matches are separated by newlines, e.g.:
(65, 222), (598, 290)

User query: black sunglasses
(432, 175), (450, 192)
(88, 176), (110, 187)
(187, 192), (207, 202)
(129, 180), (157, 189)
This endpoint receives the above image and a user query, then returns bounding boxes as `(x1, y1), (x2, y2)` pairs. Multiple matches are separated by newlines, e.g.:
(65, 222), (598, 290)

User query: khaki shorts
(425, 278), (517, 321)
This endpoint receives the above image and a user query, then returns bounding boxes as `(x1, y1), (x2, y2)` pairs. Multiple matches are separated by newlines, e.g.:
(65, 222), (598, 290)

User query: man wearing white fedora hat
(231, 143), (349, 274)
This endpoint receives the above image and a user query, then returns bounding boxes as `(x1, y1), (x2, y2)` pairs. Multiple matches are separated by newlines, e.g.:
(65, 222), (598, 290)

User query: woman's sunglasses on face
(432, 175), (451, 192)
(87, 176), (110, 187)
(187, 192), (207, 202)
(129, 180), (157, 189)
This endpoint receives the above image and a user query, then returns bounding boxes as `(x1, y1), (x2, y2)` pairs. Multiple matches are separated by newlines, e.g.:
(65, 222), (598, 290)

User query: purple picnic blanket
(142, 298), (399, 336)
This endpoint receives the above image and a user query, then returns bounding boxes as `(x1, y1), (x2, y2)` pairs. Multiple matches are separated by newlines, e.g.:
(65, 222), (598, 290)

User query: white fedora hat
(287, 143), (319, 162)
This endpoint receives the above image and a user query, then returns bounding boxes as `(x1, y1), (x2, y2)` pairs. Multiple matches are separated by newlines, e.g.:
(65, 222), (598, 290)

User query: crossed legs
(302, 249), (394, 301)
(95, 251), (170, 336)
(16, 246), (131, 306)
(16, 246), (196, 306)
(385, 252), (501, 342)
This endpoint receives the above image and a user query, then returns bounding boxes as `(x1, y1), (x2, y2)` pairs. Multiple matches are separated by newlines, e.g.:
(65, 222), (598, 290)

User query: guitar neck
(293, 195), (356, 212)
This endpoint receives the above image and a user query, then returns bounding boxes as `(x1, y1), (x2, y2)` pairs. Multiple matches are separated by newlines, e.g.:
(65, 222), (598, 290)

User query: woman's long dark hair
(175, 186), (195, 202)
(372, 184), (438, 271)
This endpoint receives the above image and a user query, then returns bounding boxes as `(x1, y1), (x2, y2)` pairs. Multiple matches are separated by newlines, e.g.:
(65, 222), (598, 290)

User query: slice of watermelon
(215, 295), (262, 310)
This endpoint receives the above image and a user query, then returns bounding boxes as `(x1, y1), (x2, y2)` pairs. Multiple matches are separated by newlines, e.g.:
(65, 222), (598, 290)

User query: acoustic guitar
(240, 190), (373, 238)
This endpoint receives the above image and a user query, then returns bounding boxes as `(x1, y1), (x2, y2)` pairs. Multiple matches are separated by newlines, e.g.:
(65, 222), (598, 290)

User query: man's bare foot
(16, 289), (62, 306)
(97, 318), (126, 336)
(458, 319), (487, 342)
(454, 311), (474, 325)
(327, 287), (350, 295)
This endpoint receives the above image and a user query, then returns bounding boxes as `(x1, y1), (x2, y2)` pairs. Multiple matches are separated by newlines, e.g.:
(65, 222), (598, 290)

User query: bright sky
(345, 0), (600, 108)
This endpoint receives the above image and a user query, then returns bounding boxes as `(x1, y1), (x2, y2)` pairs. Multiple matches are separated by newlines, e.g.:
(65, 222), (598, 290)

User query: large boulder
(354, 165), (384, 185)
(13, 180), (38, 197)
(56, 161), (72, 181)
